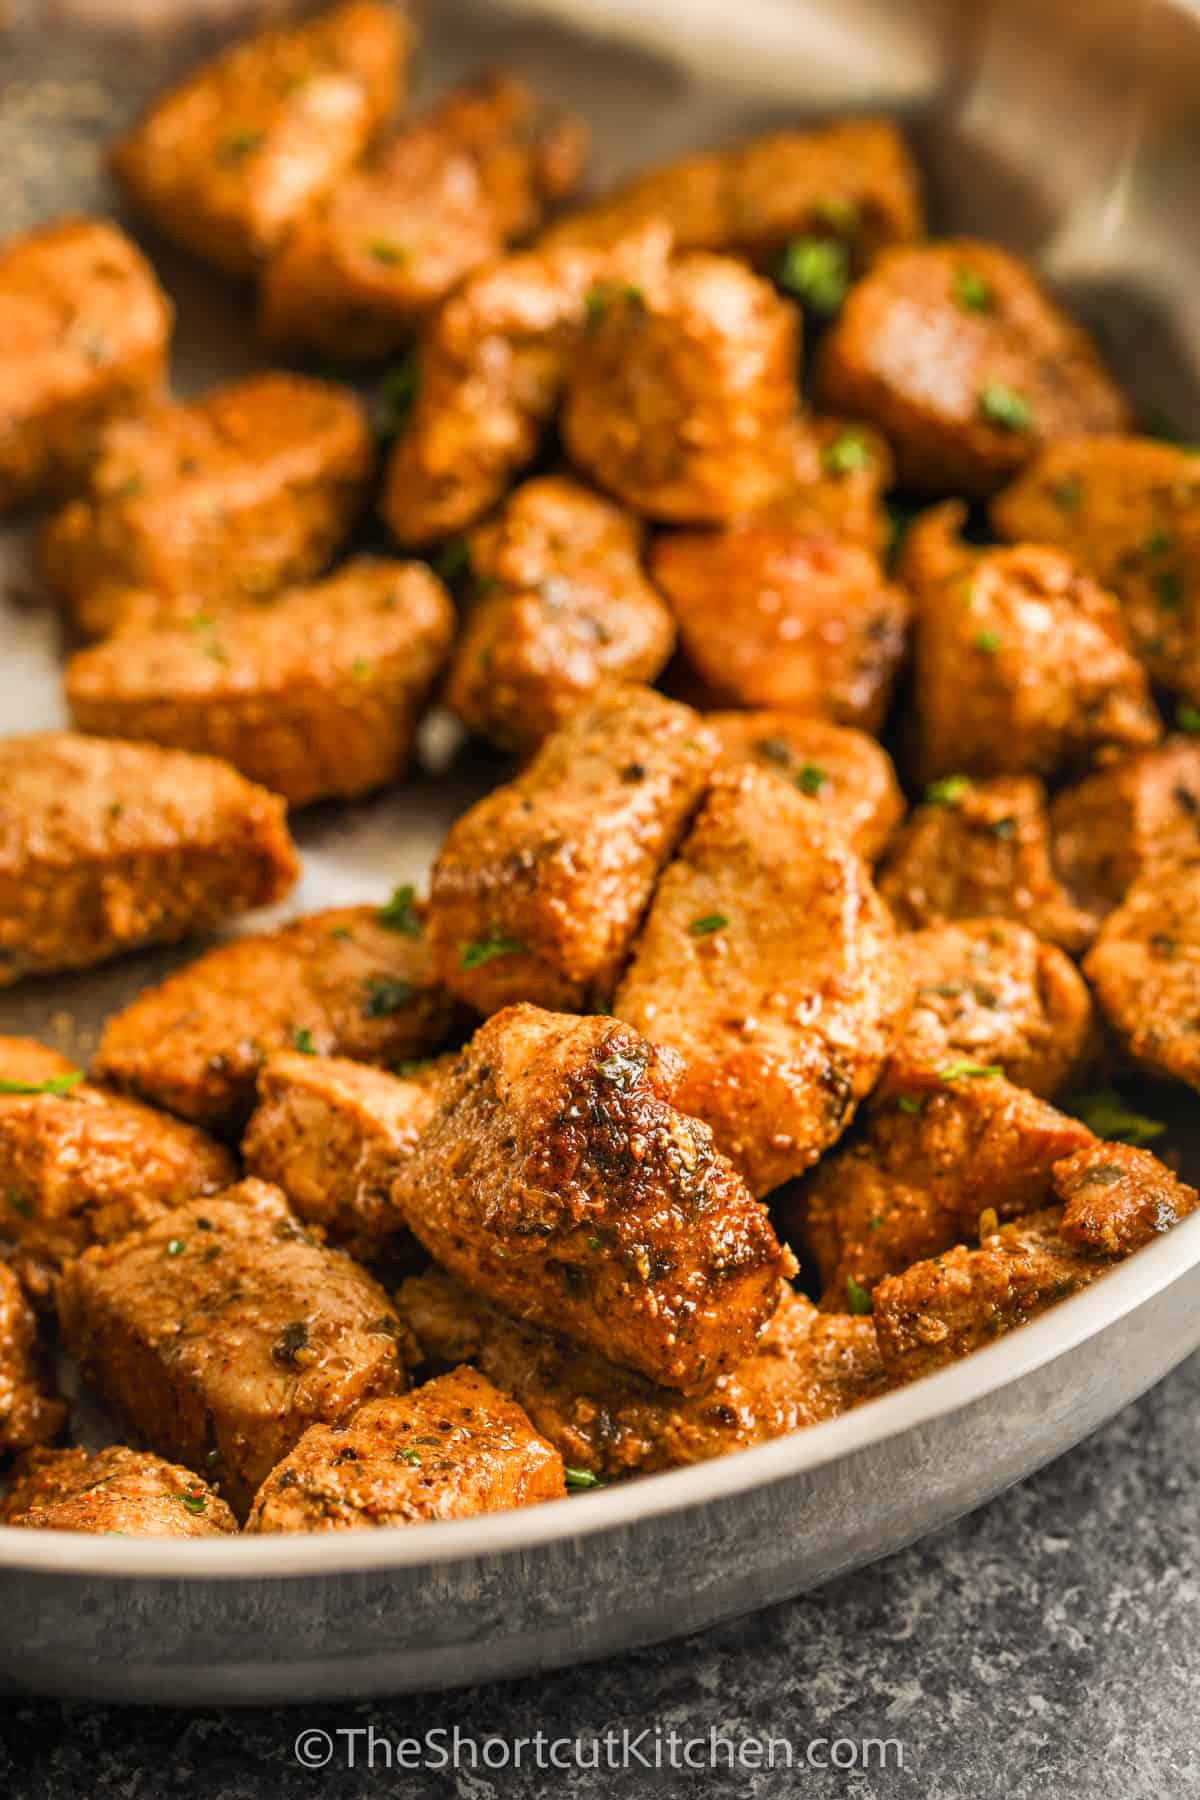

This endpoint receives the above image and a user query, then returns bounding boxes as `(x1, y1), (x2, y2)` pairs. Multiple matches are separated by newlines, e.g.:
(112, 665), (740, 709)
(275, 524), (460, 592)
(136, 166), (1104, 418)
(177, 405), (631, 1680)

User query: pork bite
(110, 0), (410, 276)
(1055, 1140), (1199, 1259)
(0, 732), (297, 987)
(652, 530), (909, 733)
(40, 373), (373, 640)
(816, 240), (1131, 496)
(614, 765), (909, 1195)
(0, 1446), (238, 1537)
(242, 1050), (441, 1264)
(381, 226), (669, 548)
(427, 686), (716, 1014)
(876, 774), (1095, 952)
(1048, 739), (1200, 928)
(562, 251), (801, 524)
(65, 559), (454, 808)
(0, 1262), (65, 1457)
(0, 218), (171, 513)
(57, 1181), (413, 1518)
(900, 501), (1158, 783)
(893, 920), (1096, 1099)
(390, 1006), (794, 1392)
(707, 711), (904, 861)
(260, 73), (586, 358)
(94, 898), (460, 1137)
(443, 476), (675, 752)
(0, 1035), (234, 1301)
(398, 1269), (887, 1480)
(1083, 858), (1200, 1093)
(992, 436), (1200, 704)
(246, 1366), (565, 1532)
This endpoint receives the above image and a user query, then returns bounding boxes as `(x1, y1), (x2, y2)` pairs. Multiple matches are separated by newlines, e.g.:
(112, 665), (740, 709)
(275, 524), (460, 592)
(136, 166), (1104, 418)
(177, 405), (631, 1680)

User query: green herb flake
(924, 774), (972, 806)
(6, 1190), (32, 1218)
(1064, 1088), (1166, 1147)
(989, 815), (1017, 839)
(112, 474), (144, 500)
(564, 1465), (604, 1489)
(272, 1320), (311, 1369)
(1156, 569), (1184, 610)
(377, 882), (422, 937)
(975, 628), (1001, 654)
(166, 1237), (187, 1257)
(362, 976), (415, 1018)
(397, 1446), (422, 1467)
(393, 1057), (432, 1078)
(1049, 475), (1083, 511)
(821, 429), (870, 476)
(896, 1095), (924, 1116)
(293, 1027), (316, 1055)
(583, 282), (643, 333)
(775, 236), (850, 315)
(953, 266), (993, 312)
(1145, 528), (1175, 557)
(1177, 702), (1200, 734)
(846, 1275), (873, 1316)
(979, 383), (1034, 432)
(0, 1070), (85, 1097)
(595, 1048), (648, 1089)
(795, 764), (829, 796)
(219, 126), (265, 163)
(365, 239), (410, 267)
(377, 355), (420, 441)
(689, 913), (729, 937)
(938, 1061), (1003, 1082)
(330, 925), (353, 941)
(460, 936), (526, 970)
(350, 657), (373, 681)
(432, 537), (471, 585)
(177, 1492), (207, 1515)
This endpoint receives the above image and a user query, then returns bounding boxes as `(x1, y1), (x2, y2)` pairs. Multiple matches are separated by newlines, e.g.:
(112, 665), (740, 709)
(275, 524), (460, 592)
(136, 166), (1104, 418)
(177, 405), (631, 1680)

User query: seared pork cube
(816, 240), (1131, 496)
(1055, 1140), (1199, 1259)
(110, 0), (410, 276)
(0, 1035), (234, 1301)
(0, 732), (297, 987)
(893, 920), (1097, 1099)
(428, 686), (716, 1014)
(443, 477), (675, 752)
(65, 560), (454, 808)
(381, 226), (669, 548)
(0, 1446), (238, 1537)
(562, 252), (801, 524)
(542, 117), (922, 263)
(783, 1068), (1093, 1310)
(0, 1262), (65, 1456)
(652, 530), (909, 733)
(901, 501), (1159, 782)
(614, 766), (909, 1195)
(398, 1269), (887, 1480)
(992, 436), (1200, 704)
(242, 1050), (441, 1263)
(1048, 740), (1200, 927)
(0, 218), (171, 513)
(40, 373), (373, 639)
(1083, 858), (1200, 1093)
(877, 775), (1095, 952)
(261, 73), (586, 358)
(246, 1366), (565, 1532)
(707, 711), (904, 861)
(94, 898), (461, 1137)
(57, 1181), (413, 1518)
(390, 1005), (795, 1392)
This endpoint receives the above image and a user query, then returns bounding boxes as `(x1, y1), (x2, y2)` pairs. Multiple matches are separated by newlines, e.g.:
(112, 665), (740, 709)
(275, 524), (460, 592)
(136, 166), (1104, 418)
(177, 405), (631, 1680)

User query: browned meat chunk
(615, 765), (909, 1195)
(0, 1035), (234, 1301)
(707, 711), (904, 860)
(0, 1446), (238, 1537)
(427, 686), (716, 1014)
(246, 1366), (565, 1531)
(992, 436), (1200, 704)
(877, 775), (1095, 952)
(40, 373), (373, 640)
(64, 559), (454, 808)
(1055, 1140), (1199, 1258)
(0, 218), (171, 513)
(443, 477), (675, 752)
(242, 1050), (440, 1264)
(1083, 859), (1200, 1093)
(900, 501), (1159, 782)
(783, 1068), (1093, 1310)
(0, 1262), (64, 1456)
(261, 73), (586, 358)
(380, 227), (669, 548)
(562, 252), (801, 524)
(0, 732), (298, 988)
(816, 240), (1131, 496)
(57, 1181), (413, 1518)
(94, 898), (461, 1137)
(398, 1269), (887, 1480)
(110, 0), (410, 276)
(893, 920), (1096, 1099)
(652, 530), (909, 733)
(390, 1006), (794, 1392)
(1049, 740), (1200, 927)
(542, 117), (922, 263)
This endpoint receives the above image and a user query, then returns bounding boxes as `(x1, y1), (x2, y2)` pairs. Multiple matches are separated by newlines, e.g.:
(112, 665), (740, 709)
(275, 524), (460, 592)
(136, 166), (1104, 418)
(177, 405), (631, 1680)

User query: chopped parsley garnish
(774, 236), (850, 315)
(1049, 475), (1083, 511)
(378, 883), (422, 937)
(564, 1466), (604, 1489)
(365, 239), (409, 267)
(845, 1275), (873, 1316)
(939, 1061), (1003, 1081)
(584, 282), (643, 332)
(394, 1057), (433, 1077)
(795, 764), (829, 796)
(689, 913), (729, 936)
(821, 429), (870, 476)
(0, 1070), (84, 1096)
(293, 1027), (316, 1055)
(362, 976), (414, 1017)
(1145, 528), (1174, 556)
(377, 355), (420, 441)
(989, 815), (1017, 839)
(397, 1446), (422, 1466)
(1177, 702), (1200, 734)
(461, 936), (526, 970)
(112, 474), (144, 499)
(595, 1048), (647, 1089)
(896, 1095), (924, 1116)
(953, 266), (993, 312)
(351, 657), (373, 680)
(1063, 1089), (1165, 1146)
(924, 774), (972, 806)
(432, 537), (471, 585)
(272, 1320), (311, 1368)
(979, 383), (1033, 432)
(1156, 569), (1184, 610)
(6, 1190), (32, 1217)
(177, 1492), (207, 1515)
(166, 1238), (187, 1257)
(975, 628), (1001, 654)
(219, 126), (264, 162)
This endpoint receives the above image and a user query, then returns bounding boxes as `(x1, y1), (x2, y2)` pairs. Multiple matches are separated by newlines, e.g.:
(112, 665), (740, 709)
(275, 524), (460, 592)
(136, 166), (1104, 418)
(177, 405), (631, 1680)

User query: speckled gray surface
(3, 1351), (1198, 1799)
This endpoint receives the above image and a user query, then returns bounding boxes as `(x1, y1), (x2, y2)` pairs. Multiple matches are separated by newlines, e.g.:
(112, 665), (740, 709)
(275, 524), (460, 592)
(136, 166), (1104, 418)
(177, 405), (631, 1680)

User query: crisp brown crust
(0, 217), (171, 512)
(110, 0), (410, 275)
(1049, 740), (1200, 927)
(245, 1367), (566, 1532)
(1055, 1141), (1200, 1258)
(0, 1445), (238, 1537)
(389, 1006), (795, 1392)
(0, 732), (298, 987)
(94, 902), (463, 1137)
(706, 711), (904, 861)
(1083, 858), (1200, 1093)
(65, 560), (454, 808)
(57, 1182), (414, 1518)
(0, 1262), (65, 1457)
